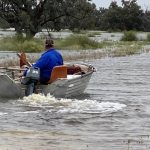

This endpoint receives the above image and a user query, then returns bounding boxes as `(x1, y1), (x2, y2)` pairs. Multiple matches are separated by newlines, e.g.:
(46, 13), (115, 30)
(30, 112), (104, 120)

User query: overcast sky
(92, 0), (150, 10)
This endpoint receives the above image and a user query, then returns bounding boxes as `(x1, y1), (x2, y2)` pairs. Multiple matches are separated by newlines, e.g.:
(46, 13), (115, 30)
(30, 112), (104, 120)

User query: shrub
(147, 33), (150, 41)
(121, 31), (138, 41)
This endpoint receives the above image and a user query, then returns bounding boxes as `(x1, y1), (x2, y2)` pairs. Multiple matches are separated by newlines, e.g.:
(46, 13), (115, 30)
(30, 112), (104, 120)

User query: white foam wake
(20, 94), (126, 114)
(21, 94), (72, 107)
(0, 112), (8, 116)
(58, 101), (126, 114)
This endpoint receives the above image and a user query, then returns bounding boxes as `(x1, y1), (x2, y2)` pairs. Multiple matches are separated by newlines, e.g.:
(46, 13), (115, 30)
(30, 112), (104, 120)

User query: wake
(18, 94), (126, 114)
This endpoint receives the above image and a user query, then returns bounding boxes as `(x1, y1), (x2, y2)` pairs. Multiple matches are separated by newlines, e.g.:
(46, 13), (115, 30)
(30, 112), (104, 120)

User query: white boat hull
(0, 64), (94, 99)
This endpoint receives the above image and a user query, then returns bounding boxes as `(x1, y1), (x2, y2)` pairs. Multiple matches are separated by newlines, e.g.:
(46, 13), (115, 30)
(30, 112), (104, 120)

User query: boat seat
(48, 65), (67, 84)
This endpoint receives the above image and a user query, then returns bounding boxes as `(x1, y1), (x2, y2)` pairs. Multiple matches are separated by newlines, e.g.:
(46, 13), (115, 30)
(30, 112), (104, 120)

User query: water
(1, 53), (150, 149)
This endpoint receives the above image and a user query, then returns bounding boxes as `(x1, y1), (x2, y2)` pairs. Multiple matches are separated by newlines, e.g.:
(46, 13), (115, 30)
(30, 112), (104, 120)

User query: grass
(121, 31), (138, 41)
(0, 40), (149, 67)
(55, 35), (103, 50)
(86, 32), (101, 37)
(108, 41), (147, 57)
(0, 36), (43, 52)
(111, 45), (141, 57)
(0, 34), (103, 52)
(0, 32), (150, 64)
(147, 33), (150, 41)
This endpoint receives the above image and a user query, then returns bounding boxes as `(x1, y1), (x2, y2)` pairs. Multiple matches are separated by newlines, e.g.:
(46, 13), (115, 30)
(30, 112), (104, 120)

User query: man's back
(33, 48), (63, 83)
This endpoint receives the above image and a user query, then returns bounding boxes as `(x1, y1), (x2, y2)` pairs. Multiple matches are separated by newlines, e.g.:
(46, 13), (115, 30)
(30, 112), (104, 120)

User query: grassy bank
(0, 36), (43, 52)
(0, 33), (150, 60)
(55, 35), (103, 50)
(0, 41), (150, 67)
(0, 35), (103, 52)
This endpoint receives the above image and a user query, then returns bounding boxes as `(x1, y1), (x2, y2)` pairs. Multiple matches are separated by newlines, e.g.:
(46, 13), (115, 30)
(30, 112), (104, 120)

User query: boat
(0, 63), (95, 99)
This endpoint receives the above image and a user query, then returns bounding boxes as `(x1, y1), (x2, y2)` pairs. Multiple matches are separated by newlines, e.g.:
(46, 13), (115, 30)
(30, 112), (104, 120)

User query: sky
(92, 0), (150, 10)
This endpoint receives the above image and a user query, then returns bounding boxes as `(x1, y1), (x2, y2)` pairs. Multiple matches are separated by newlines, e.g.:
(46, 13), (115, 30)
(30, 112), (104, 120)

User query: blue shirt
(32, 48), (63, 83)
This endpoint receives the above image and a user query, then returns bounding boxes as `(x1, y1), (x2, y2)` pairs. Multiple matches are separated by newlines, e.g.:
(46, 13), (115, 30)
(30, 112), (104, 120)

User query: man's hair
(45, 37), (54, 49)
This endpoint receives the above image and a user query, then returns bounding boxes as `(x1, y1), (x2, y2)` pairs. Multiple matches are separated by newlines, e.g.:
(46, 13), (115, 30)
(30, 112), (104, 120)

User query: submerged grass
(111, 45), (141, 57)
(109, 41), (146, 57)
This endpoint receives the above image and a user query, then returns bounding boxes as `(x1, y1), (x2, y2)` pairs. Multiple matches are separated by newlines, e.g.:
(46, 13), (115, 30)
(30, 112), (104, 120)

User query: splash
(20, 94), (72, 107)
(19, 94), (126, 114)
(0, 112), (8, 116)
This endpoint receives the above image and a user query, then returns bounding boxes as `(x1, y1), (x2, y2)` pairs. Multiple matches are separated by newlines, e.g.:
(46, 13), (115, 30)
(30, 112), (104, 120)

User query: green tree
(0, 0), (49, 37)
(0, 17), (10, 28)
(97, 0), (143, 31)
(100, 1), (123, 31)
(61, 0), (96, 31)
(142, 10), (150, 31)
(121, 0), (143, 30)
(0, 0), (94, 37)
(92, 7), (107, 30)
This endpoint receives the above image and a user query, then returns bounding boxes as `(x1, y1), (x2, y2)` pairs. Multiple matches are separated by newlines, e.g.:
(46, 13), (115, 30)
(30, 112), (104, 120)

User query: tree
(97, 0), (144, 31)
(0, 0), (49, 37)
(121, 0), (143, 30)
(142, 10), (150, 31)
(64, 1), (96, 31)
(0, 0), (94, 37)
(94, 7), (108, 30)
(100, 1), (123, 31)
(0, 17), (10, 28)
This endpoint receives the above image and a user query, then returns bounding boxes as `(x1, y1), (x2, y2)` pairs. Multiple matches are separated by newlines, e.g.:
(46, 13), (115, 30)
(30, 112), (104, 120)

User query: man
(24, 37), (63, 84)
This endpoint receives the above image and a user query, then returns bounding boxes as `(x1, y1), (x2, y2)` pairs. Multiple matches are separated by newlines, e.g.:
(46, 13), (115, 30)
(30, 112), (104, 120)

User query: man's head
(45, 37), (54, 49)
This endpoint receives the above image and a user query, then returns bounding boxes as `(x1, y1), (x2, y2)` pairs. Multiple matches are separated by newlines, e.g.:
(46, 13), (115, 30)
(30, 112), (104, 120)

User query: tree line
(0, 0), (150, 38)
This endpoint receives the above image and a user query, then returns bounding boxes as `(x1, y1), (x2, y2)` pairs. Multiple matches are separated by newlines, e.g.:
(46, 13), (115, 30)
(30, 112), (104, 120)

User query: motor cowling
(21, 67), (40, 96)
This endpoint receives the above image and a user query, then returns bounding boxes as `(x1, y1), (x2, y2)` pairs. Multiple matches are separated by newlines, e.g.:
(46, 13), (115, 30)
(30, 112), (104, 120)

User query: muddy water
(0, 53), (150, 150)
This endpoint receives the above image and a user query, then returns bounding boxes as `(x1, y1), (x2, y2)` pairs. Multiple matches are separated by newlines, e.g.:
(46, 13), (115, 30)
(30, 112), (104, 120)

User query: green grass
(121, 31), (138, 41)
(147, 33), (150, 41)
(1, 33), (150, 58)
(1, 37), (150, 67)
(0, 34), (104, 52)
(0, 36), (43, 52)
(55, 35), (103, 50)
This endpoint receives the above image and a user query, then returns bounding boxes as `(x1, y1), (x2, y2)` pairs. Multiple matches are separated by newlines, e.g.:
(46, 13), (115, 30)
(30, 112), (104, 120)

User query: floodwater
(1, 53), (150, 150)
(0, 29), (148, 42)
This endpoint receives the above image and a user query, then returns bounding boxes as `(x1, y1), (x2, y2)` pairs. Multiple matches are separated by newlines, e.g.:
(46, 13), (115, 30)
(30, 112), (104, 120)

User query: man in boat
(23, 37), (64, 84)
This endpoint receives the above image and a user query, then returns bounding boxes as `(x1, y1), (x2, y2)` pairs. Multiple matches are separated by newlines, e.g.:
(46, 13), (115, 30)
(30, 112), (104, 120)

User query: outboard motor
(21, 67), (40, 96)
